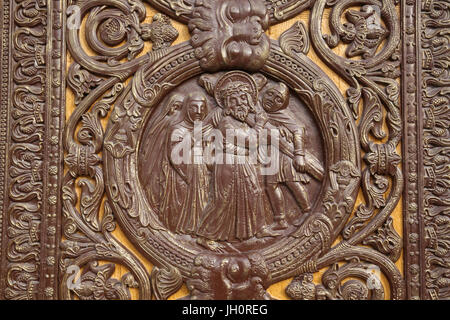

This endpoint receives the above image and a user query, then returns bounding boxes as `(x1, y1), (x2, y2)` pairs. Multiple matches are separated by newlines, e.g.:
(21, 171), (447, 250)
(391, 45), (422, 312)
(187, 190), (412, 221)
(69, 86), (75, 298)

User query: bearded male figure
(196, 73), (270, 251)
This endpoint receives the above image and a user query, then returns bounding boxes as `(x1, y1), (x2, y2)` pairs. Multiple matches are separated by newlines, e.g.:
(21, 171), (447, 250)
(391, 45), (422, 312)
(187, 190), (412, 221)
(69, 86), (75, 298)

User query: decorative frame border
(0, 0), (448, 300)
(0, 0), (65, 300)
(420, 0), (450, 300)
(102, 41), (362, 283)
(401, 0), (450, 301)
(402, 0), (424, 300)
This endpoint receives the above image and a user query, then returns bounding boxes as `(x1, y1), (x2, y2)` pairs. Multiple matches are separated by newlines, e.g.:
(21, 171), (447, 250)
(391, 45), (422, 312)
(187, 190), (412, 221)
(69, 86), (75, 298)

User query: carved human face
(186, 95), (208, 123)
(168, 95), (184, 116)
(226, 90), (251, 122)
(262, 85), (288, 113)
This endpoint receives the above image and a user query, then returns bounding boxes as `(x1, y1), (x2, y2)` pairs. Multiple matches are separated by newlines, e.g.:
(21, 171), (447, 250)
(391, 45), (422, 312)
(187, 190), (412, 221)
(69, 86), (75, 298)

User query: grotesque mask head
(189, 0), (270, 72)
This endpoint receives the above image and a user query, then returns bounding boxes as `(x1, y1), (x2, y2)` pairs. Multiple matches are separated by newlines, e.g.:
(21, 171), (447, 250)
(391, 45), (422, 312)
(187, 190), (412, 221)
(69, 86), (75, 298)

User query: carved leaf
(343, 169), (388, 240)
(279, 21), (310, 56)
(151, 266), (183, 300)
(67, 64), (102, 105)
(363, 217), (402, 262)
(359, 88), (386, 151)
(167, 0), (194, 17)
(95, 242), (119, 257)
(78, 169), (104, 231)
(101, 201), (116, 233)
(347, 86), (362, 120)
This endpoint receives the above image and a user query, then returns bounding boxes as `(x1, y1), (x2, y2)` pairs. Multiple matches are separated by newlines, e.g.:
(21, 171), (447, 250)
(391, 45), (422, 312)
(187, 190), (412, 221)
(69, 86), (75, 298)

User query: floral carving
(72, 262), (139, 300)
(286, 259), (385, 300)
(341, 6), (389, 59)
(279, 21), (310, 57)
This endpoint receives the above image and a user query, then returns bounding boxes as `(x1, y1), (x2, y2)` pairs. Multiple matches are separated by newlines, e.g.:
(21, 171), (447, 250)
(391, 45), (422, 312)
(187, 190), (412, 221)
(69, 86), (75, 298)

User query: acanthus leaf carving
(150, 266), (183, 300)
(279, 21), (310, 57)
(363, 217), (402, 262)
(72, 262), (139, 300)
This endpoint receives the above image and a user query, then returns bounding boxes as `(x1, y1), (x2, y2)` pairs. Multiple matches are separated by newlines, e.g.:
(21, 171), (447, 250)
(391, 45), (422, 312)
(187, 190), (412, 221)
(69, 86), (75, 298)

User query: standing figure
(196, 73), (270, 251)
(140, 93), (187, 230)
(261, 82), (311, 230)
(169, 92), (210, 235)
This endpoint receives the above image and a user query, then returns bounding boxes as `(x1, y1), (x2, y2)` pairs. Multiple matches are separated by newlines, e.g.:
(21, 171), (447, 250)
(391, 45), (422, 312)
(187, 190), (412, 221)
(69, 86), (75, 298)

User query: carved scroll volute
(151, 266), (183, 300)
(61, 0), (186, 300)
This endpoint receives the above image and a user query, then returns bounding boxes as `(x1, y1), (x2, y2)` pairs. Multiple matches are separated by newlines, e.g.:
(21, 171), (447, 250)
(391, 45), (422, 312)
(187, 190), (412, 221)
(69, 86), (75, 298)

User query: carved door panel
(0, 0), (448, 300)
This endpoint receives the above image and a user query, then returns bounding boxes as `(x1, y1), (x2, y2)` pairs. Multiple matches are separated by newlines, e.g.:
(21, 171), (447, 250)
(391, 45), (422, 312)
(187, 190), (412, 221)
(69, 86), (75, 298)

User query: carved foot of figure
(256, 226), (281, 238)
(293, 208), (311, 227)
(273, 218), (289, 230)
(197, 237), (226, 253)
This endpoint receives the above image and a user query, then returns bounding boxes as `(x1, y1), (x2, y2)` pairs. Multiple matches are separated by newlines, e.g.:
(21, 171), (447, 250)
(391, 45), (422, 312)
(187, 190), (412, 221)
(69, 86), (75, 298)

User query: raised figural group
(142, 71), (323, 252)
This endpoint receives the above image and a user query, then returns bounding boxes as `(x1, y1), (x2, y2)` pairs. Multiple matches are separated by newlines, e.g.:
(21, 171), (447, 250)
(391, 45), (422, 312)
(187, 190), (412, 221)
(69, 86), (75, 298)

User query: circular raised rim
(103, 41), (361, 283)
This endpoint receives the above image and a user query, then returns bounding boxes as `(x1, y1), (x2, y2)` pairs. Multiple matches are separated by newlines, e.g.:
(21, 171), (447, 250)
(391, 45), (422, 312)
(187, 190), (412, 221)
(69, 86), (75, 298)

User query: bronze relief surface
(0, 0), (448, 300)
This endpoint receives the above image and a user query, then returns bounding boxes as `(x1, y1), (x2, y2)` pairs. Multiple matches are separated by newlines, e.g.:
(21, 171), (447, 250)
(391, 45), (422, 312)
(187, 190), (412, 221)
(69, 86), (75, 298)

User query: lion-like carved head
(189, 0), (270, 72)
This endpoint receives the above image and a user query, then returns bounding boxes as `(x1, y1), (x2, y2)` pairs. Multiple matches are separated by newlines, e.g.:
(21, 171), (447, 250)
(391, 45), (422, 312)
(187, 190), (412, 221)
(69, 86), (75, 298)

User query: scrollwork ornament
(279, 21), (310, 57)
(64, 0), (408, 300)
(102, 30), (363, 298)
(150, 265), (183, 300)
(286, 258), (387, 300)
(60, 0), (184, 300)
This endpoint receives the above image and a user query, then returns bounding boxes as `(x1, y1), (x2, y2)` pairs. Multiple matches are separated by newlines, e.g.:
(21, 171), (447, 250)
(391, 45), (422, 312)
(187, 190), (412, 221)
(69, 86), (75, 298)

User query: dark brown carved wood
(0, 0), (448, 300)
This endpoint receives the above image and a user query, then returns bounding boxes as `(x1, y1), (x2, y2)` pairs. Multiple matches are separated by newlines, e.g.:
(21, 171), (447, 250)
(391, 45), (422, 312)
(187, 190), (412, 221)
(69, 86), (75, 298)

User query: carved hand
(294, 155), (306, 173)
(255, 110), (268, 130)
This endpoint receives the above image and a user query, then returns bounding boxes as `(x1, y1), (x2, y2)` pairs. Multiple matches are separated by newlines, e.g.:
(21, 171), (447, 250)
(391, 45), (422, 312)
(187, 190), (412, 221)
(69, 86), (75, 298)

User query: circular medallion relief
(138, 72), (325, 251)
(103, 43), (360, 290)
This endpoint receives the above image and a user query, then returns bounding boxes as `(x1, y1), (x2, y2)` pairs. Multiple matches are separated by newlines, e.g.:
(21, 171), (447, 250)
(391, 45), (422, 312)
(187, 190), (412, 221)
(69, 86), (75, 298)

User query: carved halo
(214, 71), (259, 109)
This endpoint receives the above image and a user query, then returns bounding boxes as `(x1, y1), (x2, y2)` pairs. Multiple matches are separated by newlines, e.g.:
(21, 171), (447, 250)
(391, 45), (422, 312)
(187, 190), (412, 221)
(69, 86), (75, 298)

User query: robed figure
(140, 94), (187, 231)
(169, 92), (210, 235)
(196, 73), (271, 250)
